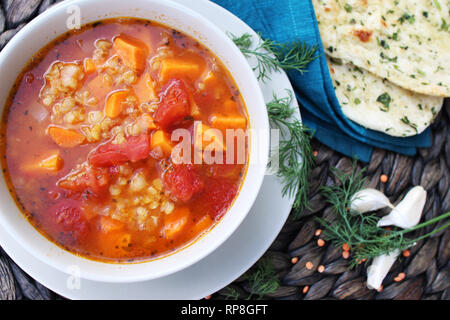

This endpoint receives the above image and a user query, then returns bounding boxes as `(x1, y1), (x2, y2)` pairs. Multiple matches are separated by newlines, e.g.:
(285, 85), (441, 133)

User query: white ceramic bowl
(0, 0), (269, 283)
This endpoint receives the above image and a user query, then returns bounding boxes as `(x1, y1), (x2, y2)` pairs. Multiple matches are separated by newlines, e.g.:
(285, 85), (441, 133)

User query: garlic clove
(366, 249), (400, 290)
(350, 188), (394, 214)
(366, 186), (427, 290)
(377, 186), (427, 229)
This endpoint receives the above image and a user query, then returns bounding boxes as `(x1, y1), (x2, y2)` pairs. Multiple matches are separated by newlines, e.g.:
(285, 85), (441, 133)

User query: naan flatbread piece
(313, 0), (450, 97)
(327, 55), (443, 136)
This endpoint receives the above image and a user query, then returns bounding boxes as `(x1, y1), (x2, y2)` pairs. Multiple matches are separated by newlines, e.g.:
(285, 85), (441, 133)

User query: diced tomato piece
(50, 199), (88, 242)
(58, 166), (110, 197)
(126, 134), (152, 162)
(88, 134), (151, 167)
(193, 90), (215, 112)
(193, 178), (238, 219)
(87, 167), (110, 195)
(154, 79), (190, 130)
(88, 149), (129, 167)
(207, 164), (243, 179)
(163, 164), (204, 202)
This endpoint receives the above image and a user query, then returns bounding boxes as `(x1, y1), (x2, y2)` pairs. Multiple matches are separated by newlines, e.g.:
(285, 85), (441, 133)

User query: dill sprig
(231, 32), (317, 217)
(219, 257), (279, 300)
(316, 162), (450, 267)
(220, 286), (241, 300)
(243, 256), (279, 300)
(231, 32), (319, 82)
(267, 92), (315, 217)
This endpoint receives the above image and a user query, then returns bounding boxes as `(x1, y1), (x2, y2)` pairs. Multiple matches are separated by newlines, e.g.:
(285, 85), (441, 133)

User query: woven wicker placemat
(226, 101), (449, 300)
(0, 0), (448, 300)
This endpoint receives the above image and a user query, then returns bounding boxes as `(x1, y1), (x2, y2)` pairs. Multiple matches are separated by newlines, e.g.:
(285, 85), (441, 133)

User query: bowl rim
(0, 0), (269, 283)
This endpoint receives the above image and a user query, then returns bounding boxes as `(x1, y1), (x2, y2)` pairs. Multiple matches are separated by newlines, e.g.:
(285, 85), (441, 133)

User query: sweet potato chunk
(105, 90), (129, 118)
(209, 114), (247, 130)
(151, 130), (173, 156)
(201, 71), (228, 99)
(159, 58), (202, 83)
(191, 214), (213, 236)
(97, 231), (131, 257)
(22, 151), (64, 173)
(114, 36), (147, 73)
(39, 152), (64, 171)
(48, 126), (85, 148)
(162, 207), (190, 240)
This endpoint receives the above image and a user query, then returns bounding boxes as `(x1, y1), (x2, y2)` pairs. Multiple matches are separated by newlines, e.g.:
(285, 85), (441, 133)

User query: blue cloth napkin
(211, 0), (431, 162)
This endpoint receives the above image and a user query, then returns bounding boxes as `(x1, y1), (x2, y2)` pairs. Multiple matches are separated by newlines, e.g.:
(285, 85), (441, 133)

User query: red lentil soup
(1, 18), (249, 263)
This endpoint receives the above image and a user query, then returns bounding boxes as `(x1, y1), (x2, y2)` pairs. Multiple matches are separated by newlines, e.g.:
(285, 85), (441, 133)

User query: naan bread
(327, 55), (443, 136)
(313, 0), (450, 97)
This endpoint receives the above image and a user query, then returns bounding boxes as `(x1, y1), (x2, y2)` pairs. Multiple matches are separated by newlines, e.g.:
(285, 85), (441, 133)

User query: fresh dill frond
(316, 162), (450, 267)
(276, 41), (319, 74)
(220, 286), (241, 300)
(319, 162), (367, 219)
(231, 33), (253, 50)
(243, 256), (279, 300)
(220, 257), (280, 300)
(230, 32), (319, 82)
(267, 92), (315, 218)
(231, 31), (317, 217)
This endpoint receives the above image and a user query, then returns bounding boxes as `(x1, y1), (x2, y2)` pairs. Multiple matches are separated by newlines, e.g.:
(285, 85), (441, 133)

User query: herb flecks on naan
(313, 0), (450, 97)
(327, 56), (443, 137)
